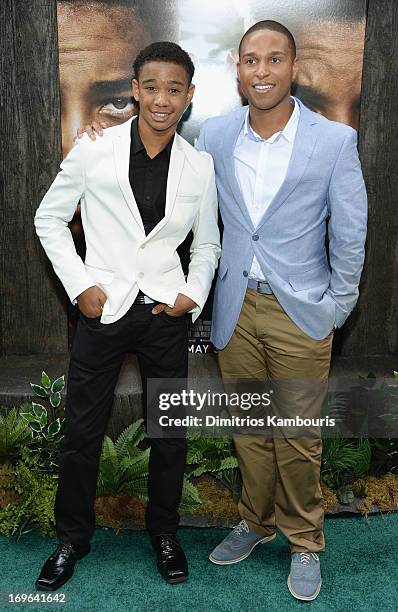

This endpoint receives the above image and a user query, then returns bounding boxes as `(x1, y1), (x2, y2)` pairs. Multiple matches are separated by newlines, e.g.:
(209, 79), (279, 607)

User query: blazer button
(243, 270), (248, 277)
(138, 272), (144, 278)
(252, 234), (259, 241)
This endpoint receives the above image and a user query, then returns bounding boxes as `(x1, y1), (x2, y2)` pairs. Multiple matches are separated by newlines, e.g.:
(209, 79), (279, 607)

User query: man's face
(132, 61), (194, 134)
(57, 2), (149, 157)
(295, 20), (365, 129)
(237, 29), (299, 112)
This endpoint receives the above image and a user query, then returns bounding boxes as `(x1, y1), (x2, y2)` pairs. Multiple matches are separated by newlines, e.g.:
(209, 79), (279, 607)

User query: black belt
(133, 290), (155, 305)
(247, 278), (273, 295)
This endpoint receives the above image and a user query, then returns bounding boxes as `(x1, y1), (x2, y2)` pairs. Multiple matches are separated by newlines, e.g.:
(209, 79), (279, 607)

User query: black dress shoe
(35, 541), (91, 591)
(150, 534), (188, 584)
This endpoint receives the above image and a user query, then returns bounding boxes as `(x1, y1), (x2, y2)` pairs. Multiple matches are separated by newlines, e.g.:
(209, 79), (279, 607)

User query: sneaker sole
(287, 574), (322, 601)
(209, 532), (276, 565)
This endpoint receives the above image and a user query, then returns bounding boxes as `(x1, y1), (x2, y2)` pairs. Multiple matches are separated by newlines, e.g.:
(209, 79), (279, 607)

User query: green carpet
(1, 514), (397, 612)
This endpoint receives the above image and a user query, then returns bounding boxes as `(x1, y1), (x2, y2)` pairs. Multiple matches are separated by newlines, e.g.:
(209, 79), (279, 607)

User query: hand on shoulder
(75, 121), (107, 142)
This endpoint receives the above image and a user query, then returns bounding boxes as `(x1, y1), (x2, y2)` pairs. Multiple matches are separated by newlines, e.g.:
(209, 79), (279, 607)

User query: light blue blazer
(196, 98), (367, 349)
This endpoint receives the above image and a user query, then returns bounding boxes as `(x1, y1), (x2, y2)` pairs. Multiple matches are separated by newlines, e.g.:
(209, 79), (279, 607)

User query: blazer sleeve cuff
(178, 285), (205, 318)
(69, 278), (97, 306)
(328, 293), (350, 329)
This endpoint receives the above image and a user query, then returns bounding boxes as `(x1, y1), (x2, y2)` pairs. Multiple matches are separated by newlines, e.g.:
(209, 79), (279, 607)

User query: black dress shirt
(129, 118), (174, 236)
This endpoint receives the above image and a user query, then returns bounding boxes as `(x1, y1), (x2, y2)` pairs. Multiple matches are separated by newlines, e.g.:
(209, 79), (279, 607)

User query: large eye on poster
(57, 0), (366, 352)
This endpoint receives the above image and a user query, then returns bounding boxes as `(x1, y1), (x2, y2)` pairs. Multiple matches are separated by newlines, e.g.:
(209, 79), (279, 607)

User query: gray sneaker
(288, 552), (322, 601)
(209, 520), (276, 565)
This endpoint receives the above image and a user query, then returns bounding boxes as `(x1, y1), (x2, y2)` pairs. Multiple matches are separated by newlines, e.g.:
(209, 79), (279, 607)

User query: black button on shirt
(129, 118), (174, 236)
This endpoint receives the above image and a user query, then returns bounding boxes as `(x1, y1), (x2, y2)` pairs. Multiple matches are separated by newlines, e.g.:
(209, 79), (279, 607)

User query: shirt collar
(244, 97), (300, 144)
(130, 117), (174, 157)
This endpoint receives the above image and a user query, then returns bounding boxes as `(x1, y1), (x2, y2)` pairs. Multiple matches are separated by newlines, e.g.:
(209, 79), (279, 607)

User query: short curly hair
(133, 41), (195, 84)
(239, 20), (296, 59)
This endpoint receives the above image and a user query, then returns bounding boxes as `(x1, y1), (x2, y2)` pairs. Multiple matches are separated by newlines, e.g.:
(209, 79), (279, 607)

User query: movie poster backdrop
(57, 0), (366, 353)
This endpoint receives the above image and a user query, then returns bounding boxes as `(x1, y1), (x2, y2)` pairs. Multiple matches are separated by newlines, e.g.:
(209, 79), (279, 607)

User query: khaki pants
(218, 289), (333, 553)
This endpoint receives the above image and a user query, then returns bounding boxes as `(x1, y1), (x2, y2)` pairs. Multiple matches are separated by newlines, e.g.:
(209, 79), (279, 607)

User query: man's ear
(187, 82), (195, 105)
(132, 78), (139, 102)
(292, 56), (300, 83)
(236, 60), (241, 83)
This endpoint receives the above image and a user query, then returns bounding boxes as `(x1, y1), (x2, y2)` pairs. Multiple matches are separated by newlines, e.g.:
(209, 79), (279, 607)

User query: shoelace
(299, 552), (319, 565)
(158, 535), (180, 557)
(233, 520), (250, 535)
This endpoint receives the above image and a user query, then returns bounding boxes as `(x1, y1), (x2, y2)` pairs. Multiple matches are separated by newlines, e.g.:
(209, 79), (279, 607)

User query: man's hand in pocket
(77, 286), (107, 318)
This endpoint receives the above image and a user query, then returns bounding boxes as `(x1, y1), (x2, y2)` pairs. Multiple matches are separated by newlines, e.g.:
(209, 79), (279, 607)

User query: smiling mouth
(151, 112), (170, 119)
(253, 83), (275, 92)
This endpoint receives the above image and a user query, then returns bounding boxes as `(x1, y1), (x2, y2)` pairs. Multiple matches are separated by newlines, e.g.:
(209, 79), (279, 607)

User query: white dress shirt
(234, 97), (300, 281)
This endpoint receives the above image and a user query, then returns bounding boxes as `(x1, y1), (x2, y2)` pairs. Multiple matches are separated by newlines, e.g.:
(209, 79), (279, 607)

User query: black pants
(55, 303), (188, 546)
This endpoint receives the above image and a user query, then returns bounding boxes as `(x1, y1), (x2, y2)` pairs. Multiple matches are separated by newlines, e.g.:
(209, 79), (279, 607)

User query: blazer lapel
(113, 119), (145, 234)
(222, 109), (254, 232)
(256, 105), (319, 230)
(165, 136), (185, 218)
(143, 135), (185, 241)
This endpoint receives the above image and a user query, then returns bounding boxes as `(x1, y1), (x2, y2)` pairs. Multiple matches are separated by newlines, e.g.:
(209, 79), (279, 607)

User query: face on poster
(57, 1), (178, 157)
(57, 0), (366, 157)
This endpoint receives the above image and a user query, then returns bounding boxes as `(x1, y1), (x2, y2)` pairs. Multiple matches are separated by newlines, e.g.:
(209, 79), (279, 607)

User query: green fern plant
(324, 370), (398, 438)
(96, 421), (150, 498)
(97, 420), (201, 510)
(0, 408), (32, 463)
(321, 438), (371, 503)
(0, 448), (57, 538)
(187, 435), (240, 496)
(179, 478), (202, 511)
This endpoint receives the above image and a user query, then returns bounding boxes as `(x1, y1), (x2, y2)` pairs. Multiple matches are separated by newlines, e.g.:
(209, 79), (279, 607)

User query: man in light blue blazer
(196, 21), (367, 601)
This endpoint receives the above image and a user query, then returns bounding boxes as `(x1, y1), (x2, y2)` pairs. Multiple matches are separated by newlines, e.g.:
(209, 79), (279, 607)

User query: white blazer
(34, 117), (221, 323)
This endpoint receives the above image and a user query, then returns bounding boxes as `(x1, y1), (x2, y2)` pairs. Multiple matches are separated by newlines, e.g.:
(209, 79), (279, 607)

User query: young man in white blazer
(34, 42), (220, 590)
